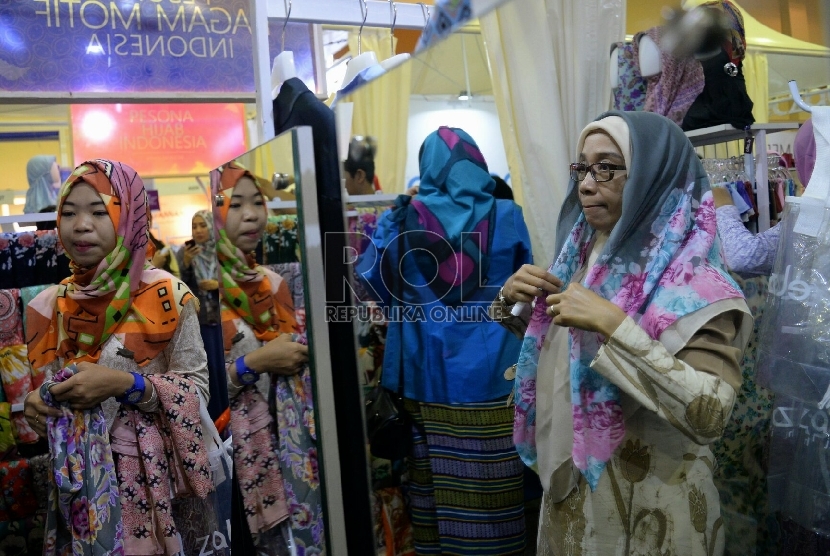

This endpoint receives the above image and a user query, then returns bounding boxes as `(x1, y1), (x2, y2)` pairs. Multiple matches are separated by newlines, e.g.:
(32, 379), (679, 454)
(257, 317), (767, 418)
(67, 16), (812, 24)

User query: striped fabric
(404, 398), (526, 555)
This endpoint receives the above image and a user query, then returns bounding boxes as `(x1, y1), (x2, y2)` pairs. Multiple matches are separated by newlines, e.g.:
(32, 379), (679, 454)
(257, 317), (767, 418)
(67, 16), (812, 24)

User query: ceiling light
(458, 91), (470, 101)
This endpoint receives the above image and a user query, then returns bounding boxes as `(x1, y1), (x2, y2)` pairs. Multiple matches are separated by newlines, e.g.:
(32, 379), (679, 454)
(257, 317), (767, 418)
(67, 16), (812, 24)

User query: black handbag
(365, 382), (410, 460)
(364, 225), (410, 461)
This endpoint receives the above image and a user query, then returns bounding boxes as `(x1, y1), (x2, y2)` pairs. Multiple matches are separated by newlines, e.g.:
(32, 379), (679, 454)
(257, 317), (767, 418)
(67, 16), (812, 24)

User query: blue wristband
(115, 372), (146, 405)
(235, 355), (260, 386)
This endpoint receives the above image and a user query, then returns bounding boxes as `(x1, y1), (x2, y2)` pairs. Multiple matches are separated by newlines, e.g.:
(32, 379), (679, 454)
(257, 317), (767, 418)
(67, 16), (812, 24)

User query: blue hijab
(388, 126), (496, 306)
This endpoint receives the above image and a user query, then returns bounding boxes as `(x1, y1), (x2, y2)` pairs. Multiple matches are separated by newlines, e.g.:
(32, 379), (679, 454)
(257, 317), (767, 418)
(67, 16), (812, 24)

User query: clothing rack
(0, 212), (56, 225)
(685, 123), (800, 232)
(266, 192), (398, 215)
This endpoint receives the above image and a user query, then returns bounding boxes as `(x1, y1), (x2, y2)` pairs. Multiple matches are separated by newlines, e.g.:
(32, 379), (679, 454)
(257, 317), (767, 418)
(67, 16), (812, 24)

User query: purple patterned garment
(638, 27), (705, 126)
(40, 364), (123, 556)
(716, 205), (780, 276)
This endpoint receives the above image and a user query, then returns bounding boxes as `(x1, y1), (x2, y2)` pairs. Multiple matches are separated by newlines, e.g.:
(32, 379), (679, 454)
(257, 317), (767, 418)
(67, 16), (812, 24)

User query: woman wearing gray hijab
(23, 155), (61, 214)
(494, 111), (752, 554)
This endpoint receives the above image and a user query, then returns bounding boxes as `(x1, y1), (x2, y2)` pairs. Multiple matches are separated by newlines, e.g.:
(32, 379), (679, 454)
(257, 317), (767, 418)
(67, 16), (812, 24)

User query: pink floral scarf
(513, 111), (744, 489)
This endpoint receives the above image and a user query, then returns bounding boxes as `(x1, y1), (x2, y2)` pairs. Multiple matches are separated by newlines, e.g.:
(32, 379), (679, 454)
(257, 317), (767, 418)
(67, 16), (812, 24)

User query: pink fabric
(110, 374), (213, 555)
(229, 386), (290, 534)
(795, 118), (816, 186)
(637, 27), (705, 126)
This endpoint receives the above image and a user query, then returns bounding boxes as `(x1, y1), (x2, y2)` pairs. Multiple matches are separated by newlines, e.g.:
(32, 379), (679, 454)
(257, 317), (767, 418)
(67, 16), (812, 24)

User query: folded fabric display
(39, 365), (123, 556)
(0, 512), (46, 556)
(0, 345), (43, 444)
(109, 374), (213, 556)
(0, 403), (14, 458)
(0, 459), (39, 521)
(0, 289), (24, 348)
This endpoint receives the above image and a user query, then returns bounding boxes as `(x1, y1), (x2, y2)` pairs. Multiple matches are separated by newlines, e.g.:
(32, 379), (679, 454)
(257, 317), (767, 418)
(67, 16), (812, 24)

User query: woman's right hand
(502, 264), (563, 304)
(23, 389), (62, 439)
(182, 244), (202, 267)
(247, 334), (309, 376)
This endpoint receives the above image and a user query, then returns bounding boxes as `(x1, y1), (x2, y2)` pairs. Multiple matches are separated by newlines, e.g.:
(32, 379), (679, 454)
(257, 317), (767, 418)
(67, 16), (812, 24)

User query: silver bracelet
(135, 382), (158, 412)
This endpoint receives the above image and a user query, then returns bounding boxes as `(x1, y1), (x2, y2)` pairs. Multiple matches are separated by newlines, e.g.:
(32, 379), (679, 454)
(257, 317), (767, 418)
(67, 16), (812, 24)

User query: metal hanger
(789, 80), (813, 113)
(281, 0), (292, 52)
(389, 1), (397, 58)
(358, 0), (368, 55)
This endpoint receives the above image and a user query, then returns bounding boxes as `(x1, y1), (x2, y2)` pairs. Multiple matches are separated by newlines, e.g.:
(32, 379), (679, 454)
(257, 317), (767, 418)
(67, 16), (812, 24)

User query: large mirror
(203, 130), (330, 555)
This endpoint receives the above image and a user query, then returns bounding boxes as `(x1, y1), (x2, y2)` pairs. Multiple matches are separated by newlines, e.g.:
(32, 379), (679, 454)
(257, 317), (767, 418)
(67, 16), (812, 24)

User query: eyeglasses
(569, 162), (626, 183)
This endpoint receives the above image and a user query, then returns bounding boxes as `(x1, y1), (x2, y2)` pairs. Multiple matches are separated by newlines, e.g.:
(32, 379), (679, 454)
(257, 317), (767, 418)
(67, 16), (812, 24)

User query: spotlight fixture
(458, 91), (470, 101)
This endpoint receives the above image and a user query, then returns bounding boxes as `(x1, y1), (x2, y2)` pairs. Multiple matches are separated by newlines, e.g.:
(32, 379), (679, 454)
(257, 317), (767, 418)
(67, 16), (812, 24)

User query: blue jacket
(357, 199), (532, 404)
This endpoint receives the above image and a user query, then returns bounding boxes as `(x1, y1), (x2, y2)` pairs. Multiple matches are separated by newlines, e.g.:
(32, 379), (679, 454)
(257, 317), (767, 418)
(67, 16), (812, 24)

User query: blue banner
(0, 1), (316, 95)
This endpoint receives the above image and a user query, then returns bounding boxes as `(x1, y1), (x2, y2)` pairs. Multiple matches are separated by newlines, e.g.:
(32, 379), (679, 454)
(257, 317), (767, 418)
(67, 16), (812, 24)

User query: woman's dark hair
(37, 204), (57, 231)
(344, 139), (376, 183)
(491, 176), (514, 200)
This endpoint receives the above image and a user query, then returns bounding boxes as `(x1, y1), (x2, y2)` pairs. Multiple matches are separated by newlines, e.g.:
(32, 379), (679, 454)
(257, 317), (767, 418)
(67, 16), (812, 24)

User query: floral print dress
(536, 310), (745, 556)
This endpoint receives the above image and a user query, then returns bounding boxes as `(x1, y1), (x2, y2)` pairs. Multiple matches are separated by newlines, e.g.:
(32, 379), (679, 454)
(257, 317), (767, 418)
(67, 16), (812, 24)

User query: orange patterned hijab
(210, 162), (296, 350)
(26, 159), (195, 368)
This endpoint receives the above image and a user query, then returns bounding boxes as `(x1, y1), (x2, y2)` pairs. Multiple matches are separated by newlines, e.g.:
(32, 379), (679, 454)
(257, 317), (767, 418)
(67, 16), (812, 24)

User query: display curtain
(346, 29), (412, 193)
(743, 50), (769, 125)
(480, 0), (625, 263)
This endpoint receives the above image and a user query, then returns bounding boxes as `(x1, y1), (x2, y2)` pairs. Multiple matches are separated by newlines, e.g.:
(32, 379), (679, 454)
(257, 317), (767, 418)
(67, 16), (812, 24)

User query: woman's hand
(198, 279), (219, 291)
(151, 248), (170, 269)
(182, 244), (202, 268)
(23, 389), (62, 438)
(546, 283), (626, 337)
(247, 334), (309, 376)
(48, 362), (134, 410)
(502, 264), (563, 304)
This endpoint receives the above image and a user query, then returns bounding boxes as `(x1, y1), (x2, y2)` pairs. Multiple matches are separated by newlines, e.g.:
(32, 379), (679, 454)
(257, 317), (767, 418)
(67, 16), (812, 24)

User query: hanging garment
(273, 78), (341, 201)
(637, 26), (705, 125)
(612, 41), (647, 112)
(40, 365), (123, 556)
(681, 49), (755, 131)
(0, 234), (15, 290)
(0, 458), (41, 521)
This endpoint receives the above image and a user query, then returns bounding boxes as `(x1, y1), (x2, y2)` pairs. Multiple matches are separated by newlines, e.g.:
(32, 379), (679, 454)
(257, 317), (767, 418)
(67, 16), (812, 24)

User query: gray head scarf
(554, 110), (708, 260)
(24, 155), (59, 214)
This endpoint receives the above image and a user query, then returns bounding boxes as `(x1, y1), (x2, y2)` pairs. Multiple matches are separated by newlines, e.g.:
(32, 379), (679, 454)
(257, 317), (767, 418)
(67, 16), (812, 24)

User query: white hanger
(789, 79), (813, 113)
(271, 0), (298, 99)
